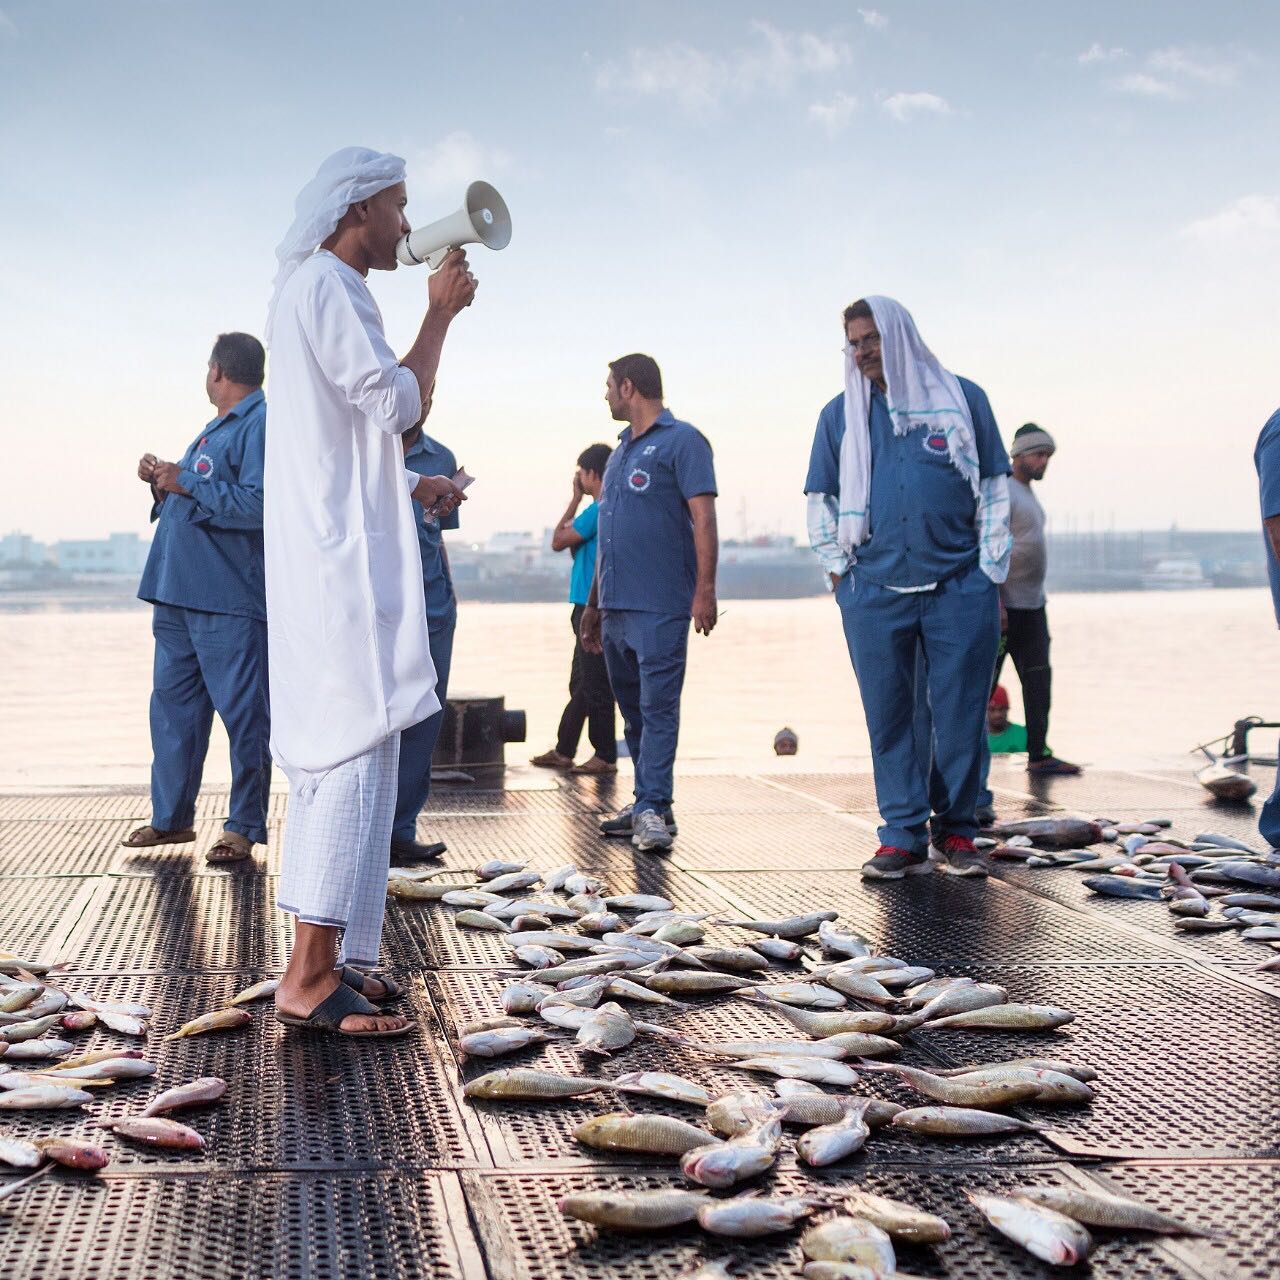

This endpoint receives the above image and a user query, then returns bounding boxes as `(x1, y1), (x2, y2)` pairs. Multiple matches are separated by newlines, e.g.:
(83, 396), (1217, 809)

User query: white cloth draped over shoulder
(837, 295), (982, 556)
(264, 249), (438, 789)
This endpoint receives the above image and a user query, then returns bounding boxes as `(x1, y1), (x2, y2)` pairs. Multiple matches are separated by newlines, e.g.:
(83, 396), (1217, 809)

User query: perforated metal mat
(3, 765), (1278, 1280)
(1, 1171), (487, 1280)
(463, 1163), (1236, 1280)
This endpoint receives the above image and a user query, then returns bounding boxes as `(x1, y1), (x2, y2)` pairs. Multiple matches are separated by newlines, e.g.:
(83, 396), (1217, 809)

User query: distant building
(54, 533), (149, 576)
(0, 532), (50, 566)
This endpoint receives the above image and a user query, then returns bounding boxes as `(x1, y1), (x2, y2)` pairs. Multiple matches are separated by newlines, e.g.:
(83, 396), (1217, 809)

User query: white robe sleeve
(301, 269), (421, 436)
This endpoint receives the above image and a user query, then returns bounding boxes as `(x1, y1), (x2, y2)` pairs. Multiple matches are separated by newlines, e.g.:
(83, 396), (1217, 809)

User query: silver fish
(967, 1192), (1092, 1266)
(817, 921), (872, 958)
(565, 874), (605, 896)
(730, 1056), (861, 1086)
(453, 910), (511, 932)
(821, 970), (895, 1005)
(1, 1014), (64, 1043)
(577, 912), (624, 935)
(0, 1084), (91, 1109)
(1013, 1185), (1210, 1235)
(103, 1117), (206, 1149)
(485, 871), (544, 895)
(441, 889), (505, 909)
(463, 1068), (605, 1100)
(796, 1098), (871, 1165)
(891, 1106), (1039, 1137)
(140, 1076), (228, 1116)
(567, 894), (608, 916)
(542, 864), (580, 892)
(0, 1135), (42, 1168)
(476, 859), (528, 880)
(840, 1190), (952, 1243)
(801, 1216), (896, 1270)
(3, 1038), (73, 1061)
(460, 1026), (564, 1058)
(512, 947), (565, 970)
(681, 1100), (785, 1187)
(506, 931), (601, 953)
(558, 1188), (711, 1231)
(608, 1071), (710, 1106)
(743, 982), (846, 1009)
(604, 977), (689, 1008)
(230, 978), (281, 1005)
(722, 911), (839, 939)
(576, 1002), (635, 1055)
(603, 894), (673, 912)
(488, 899), (581, 922)
(697, 1195), (821, 1237)
(748, 938), (804, 962)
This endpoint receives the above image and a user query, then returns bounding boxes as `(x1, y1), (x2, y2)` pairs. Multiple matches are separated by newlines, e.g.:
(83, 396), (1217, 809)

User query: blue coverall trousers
(392, 618), (455, 844)
(149, 603), (271, 843)
(837, 564), (999, 854)
(601, 609), (689, 815)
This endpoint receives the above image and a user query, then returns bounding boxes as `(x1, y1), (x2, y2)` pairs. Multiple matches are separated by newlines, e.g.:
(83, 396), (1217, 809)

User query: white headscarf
(836, 295), (980, 554)
(265, 146), (406, 342)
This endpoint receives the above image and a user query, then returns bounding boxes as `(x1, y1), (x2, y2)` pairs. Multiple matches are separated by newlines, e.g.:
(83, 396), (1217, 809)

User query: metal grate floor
(1, 763), (1276, 1279)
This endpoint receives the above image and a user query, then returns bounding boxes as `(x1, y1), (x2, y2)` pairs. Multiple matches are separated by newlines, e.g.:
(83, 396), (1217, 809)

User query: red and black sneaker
(861, 846), (931, 881)
(932, 834), (989, 878)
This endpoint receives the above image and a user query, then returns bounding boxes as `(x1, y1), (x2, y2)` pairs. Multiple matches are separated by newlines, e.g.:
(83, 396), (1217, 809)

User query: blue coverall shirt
(137, 388), (267, 620)
(597, 409), (718, 615)
(805, 378), (1010, 588)
(403, 431), (460, 628)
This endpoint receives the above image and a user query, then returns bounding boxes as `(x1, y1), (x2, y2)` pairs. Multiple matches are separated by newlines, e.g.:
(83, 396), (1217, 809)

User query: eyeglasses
(848, 334), (881, 354)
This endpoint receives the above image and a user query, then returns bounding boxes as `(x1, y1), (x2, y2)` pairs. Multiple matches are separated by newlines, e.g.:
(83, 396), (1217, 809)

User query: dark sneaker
(390, 839), (447, 866)
(632, 809), (675, 853)
(600, 805), (677, 838)
(934, 835), (989, 878)
(1027, 756), (1083, 777)
(861, 846), (931, 880)
(976, 805), (997, 827)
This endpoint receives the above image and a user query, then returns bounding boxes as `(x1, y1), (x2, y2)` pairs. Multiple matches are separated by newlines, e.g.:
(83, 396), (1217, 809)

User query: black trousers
(994, 605), (1052, 760)
(555, 604), (618, 763)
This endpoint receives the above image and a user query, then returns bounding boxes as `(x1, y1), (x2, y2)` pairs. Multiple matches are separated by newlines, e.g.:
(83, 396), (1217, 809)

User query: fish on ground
(576, 1003), (636, 1056)
(608, 1071), (710, 1107)
(141, 1077), (228, 1116)
(103, 1117), (206, 1150)
(558, 1188), (711, 1230)
(720, 911), (839, 940)
(743, 1000), (897, 1037)
(38, 1137), (111, 1169)
(460, 1026), (565, 1058)
(463, 1069), (606, 1100)
(696, 1196), (821, 1237)
(796, 1098), (872, 1166)
(923, 1003), (1075, 1031)
(230, 979), (281, 1006)
(990, 818), (1104, 849)
(863, 1064), (1041, 1108)
(749, 938), (804, 961)
(891, 1106), (1040, 1137)
(840, 1190), (952, 1243)
(967, 1191), (1093, 1266)
(574, 1112), (721, 1156)
(681, 1099), (786, 1186)
(0, 1084), (93, 1110)
(164, 1008), (253, 1040)
(729, 1056), (861, 1087)
(1013, 1186), (1210, 1235)
(454, 910), (512, 932)
(801, 1216), (897, 1271)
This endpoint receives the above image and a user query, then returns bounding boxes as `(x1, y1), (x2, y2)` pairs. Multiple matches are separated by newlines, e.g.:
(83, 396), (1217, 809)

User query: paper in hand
(426, 467), (475, 519)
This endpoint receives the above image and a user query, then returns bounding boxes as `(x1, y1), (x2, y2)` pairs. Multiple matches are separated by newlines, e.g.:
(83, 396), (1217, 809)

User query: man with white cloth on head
(265, 147), (475, 1038)
(805, 296), (1012, 881)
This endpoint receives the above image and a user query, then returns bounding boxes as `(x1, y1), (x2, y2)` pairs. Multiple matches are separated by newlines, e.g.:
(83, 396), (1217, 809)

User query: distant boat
(1142, 558), (1209, 590)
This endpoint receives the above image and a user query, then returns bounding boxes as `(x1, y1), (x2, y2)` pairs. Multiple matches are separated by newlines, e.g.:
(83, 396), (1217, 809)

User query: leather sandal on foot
(206, 831), (254, 864)
(275, 983), (415, 1038)
(340, 967), (406, 1003)
(121, 825), (197, 848)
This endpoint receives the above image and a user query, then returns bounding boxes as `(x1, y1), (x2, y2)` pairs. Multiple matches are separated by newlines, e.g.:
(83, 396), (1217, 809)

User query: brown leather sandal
(121, 825), (196, 848)
(206, 831), (254, 864)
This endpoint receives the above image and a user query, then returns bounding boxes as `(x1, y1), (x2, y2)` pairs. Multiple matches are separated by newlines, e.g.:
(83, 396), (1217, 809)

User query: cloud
(1114, 72), (1179, 99)
(594, 20), (850, 115)
(1078, 42), (1126, 64)
(1181, 195), (1280, 243)
(858, 8), (888, 29)
(410, 132), (512, 196)
(808, 91), (858, 136)
(881, 91), (952, 122)
(1149, 45), (1239, 85)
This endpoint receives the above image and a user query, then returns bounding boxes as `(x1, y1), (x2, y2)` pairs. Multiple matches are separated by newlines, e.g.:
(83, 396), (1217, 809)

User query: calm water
(0, 590), (1275, 788)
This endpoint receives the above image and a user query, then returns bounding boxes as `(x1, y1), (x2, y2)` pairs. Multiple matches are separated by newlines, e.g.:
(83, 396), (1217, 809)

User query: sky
(1, 0), (1278, 545)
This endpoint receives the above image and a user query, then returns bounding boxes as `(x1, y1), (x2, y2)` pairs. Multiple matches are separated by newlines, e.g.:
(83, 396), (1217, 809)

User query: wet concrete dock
(1, 762), (1278, 1279)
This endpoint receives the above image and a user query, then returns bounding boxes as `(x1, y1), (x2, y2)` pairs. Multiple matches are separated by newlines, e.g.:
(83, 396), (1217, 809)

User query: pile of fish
(387, 857), (1209, 1272)
(987, 818), (1280, 971)
(0, 952), (272, 1201)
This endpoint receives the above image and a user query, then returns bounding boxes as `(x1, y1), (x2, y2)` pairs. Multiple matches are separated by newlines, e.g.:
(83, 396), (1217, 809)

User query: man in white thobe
(264, 147), (476, 1037)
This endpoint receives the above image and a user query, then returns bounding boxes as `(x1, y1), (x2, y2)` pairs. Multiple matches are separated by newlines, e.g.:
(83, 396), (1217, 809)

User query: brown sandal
(121, 825), (196, 848)
(206, 831), (254, 864)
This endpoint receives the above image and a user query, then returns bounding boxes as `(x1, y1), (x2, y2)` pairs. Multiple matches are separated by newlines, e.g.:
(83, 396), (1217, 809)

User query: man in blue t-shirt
(531, 442), (618, 775)
(392, 386), (462, 863)
(126, 332), (270, 866)
(581, 354), (719, 853)
(1255, 407), (1280, 850)
(805, 297), (1012, 880)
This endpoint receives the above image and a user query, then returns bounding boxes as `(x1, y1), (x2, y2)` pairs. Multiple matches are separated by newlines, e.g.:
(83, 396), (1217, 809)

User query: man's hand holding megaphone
(428, 248), (478, 315)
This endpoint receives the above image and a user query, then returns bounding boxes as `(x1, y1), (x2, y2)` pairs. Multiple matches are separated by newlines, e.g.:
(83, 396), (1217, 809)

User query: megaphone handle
(425, 245), (453, 270)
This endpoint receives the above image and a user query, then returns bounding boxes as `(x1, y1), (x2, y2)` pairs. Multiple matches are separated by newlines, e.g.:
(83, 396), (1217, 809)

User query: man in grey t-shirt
(997, 424), (1080, 776)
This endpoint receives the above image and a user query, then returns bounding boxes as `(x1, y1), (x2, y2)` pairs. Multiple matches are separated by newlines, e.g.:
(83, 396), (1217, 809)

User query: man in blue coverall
(580, 353), (719, 854)
(805, 297), (1012, 880)
(391, 386), (460, 864)
(1254, 405), (1280, 852)
(125, 333), (270, 865)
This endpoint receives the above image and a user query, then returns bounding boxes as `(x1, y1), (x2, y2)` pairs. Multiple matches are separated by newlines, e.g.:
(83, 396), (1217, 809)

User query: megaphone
(396, 180), (511, 270)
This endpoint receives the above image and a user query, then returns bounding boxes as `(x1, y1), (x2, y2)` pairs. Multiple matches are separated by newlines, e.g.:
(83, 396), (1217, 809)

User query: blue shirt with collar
(804, 377), (1010, 589)
(404, 430), (460, 629)
(1255, 408), (1280, 627)
(597, 408), (717, 615)
(137, 388), (267, 620)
